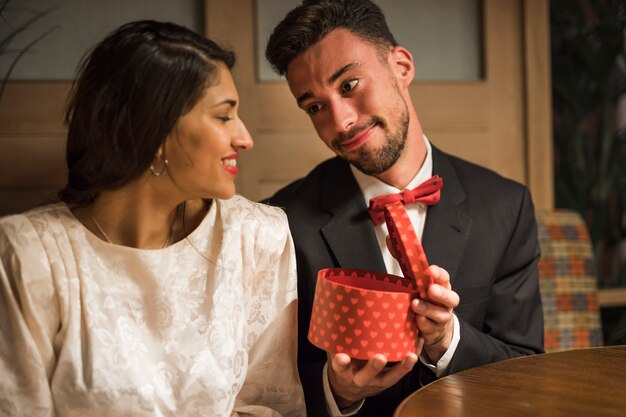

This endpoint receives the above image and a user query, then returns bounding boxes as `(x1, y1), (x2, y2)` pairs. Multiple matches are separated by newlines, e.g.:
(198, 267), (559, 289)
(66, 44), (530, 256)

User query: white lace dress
(0, 196), (305, 417)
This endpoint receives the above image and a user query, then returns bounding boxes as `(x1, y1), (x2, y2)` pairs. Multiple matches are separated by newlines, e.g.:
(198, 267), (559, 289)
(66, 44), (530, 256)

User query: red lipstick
(222, 153), (238, 176)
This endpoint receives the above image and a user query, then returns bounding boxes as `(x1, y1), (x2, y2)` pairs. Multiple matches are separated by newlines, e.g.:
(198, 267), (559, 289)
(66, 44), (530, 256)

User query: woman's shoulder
(0, 204), (70, 278)
(219, 195), (291, 242)
(0, 203), (70, 236)
(221, 195), (289, 223)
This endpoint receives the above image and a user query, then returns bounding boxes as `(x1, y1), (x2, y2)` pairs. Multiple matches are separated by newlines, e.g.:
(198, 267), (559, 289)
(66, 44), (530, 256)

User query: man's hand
(327, 340), (423, 409)
(385, 235), (460, 364)
(411, 265), (459, 363)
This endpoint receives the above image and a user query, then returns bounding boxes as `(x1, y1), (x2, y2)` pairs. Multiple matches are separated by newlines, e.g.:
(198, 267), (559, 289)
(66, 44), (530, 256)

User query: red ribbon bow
(368, 175), (443, 226)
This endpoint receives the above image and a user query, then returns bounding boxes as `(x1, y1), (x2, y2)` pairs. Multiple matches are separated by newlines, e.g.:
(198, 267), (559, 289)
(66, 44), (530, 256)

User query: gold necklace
(92, 213), (174, 248)
(181, 200), (221, 269)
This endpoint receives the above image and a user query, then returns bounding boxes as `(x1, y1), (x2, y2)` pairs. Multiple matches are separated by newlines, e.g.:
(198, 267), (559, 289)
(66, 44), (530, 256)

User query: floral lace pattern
(0, 196), (305, 417)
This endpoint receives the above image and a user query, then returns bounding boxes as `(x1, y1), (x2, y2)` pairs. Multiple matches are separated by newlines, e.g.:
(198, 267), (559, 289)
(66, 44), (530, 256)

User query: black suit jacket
(266, 146), (544, 417)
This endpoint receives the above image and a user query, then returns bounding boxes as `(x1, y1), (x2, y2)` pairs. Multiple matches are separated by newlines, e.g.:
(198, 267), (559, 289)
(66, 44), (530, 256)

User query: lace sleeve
(0, 219), (59, 417)
(233, 209), (305, 417)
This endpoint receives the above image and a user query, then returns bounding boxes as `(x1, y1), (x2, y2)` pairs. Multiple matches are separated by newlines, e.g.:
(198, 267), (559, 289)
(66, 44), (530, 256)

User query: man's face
(286, 29), (410, 176)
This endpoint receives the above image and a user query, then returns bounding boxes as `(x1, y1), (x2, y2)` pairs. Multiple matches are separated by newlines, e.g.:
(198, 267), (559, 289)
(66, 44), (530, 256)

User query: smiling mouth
(221, 156), (238, 175)
(338, 123), (377, 152)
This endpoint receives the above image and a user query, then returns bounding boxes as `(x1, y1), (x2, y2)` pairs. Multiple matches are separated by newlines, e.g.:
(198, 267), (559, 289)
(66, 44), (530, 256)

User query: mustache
(332, 117), (384, 147)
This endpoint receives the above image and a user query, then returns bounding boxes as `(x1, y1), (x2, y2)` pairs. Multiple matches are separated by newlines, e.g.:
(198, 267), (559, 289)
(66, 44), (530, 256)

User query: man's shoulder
(435, 147), (528, 197)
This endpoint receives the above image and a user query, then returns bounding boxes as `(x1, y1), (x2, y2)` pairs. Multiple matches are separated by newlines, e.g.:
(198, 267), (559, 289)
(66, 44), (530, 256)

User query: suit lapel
(316, 150), (472, 283)
(422, 147), (472, 285)
(319, 158), (387, 272)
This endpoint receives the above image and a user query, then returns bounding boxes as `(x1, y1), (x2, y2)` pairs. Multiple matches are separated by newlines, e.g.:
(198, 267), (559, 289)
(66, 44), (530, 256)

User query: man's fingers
(412, 297), (454, 318)
(330, 352), (352, 374)
(415, 336), (425, 354)
(416, 313), (439, 333)
(428, 284), (460, 309)
(378, 353), (418, 387)
(413, 300), (455, 324)
(352, 354), (387, 387)
(428, 265), (451, 289)
(327, 351), (417, 402)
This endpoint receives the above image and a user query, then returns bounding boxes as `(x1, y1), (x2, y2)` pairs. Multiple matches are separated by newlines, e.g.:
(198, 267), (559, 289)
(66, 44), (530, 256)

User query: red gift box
(308, 201), (434, 361)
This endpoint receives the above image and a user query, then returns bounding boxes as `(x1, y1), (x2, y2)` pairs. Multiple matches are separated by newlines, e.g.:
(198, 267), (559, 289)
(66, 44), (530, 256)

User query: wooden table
(394, 345), (626, 417)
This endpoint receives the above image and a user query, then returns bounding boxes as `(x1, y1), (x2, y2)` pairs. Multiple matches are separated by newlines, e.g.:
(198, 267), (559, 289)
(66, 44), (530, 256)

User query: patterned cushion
(536, 209), (603, 352)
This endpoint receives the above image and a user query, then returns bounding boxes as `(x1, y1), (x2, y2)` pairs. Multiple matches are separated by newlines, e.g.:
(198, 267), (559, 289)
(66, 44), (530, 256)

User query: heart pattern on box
(308, 268), (418, 361)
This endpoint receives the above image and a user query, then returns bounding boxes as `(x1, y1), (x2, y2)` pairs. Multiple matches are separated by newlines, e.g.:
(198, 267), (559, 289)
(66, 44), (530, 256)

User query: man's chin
(345, 157), (392, 177)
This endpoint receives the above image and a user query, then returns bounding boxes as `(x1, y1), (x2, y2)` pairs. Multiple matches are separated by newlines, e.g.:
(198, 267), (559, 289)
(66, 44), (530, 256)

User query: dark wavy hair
(265, 0), (398, 76)
(59, 20), (235, 206)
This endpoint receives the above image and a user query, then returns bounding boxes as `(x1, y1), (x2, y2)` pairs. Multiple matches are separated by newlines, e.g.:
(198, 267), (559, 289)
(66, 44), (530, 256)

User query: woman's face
(162, 63), (253, 200)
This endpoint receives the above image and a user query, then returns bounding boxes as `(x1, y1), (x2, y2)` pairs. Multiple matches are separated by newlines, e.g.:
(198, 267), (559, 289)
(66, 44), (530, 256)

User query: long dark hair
(60, 20), (235, 206)
(265, 0), (398, 76)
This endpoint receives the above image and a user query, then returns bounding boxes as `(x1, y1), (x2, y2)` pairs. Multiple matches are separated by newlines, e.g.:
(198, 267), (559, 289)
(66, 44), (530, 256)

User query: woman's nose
(233, 118), (253, 150)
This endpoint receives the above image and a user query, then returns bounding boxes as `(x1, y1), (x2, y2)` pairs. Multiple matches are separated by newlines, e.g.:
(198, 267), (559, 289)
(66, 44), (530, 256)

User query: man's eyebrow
(296, 63), (359, 106)
(296, 92), (312, 106)
(328, 63), (357, 84)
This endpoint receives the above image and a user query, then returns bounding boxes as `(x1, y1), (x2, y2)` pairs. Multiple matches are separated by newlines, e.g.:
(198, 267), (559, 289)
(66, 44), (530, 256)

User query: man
(264, 1), (544, 416)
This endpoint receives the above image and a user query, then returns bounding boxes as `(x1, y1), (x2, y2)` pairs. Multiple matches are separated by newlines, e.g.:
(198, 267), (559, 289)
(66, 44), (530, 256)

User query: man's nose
(328, 99), (357, 135)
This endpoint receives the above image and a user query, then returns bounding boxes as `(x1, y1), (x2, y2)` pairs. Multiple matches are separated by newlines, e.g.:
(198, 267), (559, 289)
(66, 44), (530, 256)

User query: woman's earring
(150, 158), (169, 176)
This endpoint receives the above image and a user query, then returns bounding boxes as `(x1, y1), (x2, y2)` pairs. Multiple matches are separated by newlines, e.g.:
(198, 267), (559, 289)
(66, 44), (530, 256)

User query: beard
(331, 101), (410, 176)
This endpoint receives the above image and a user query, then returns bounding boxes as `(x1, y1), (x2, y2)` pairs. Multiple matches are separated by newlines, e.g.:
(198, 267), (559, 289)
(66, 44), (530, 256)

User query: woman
(0, 21), (305, 417)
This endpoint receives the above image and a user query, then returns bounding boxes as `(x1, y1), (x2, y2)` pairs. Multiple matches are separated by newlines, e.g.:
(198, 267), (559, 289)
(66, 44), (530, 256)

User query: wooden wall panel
(0, 134), (66, 187)
(0, 82), (70, 215)
(0, 82), (71, 133)
(523, 0), (554, 210)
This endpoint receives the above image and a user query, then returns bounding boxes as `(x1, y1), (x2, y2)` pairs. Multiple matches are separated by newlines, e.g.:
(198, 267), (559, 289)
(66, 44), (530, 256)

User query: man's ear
(389, 46), (415, 88)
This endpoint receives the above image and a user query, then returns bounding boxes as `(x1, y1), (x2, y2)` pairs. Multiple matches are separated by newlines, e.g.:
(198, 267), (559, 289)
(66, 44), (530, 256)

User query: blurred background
(1, 0), (624, 344)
